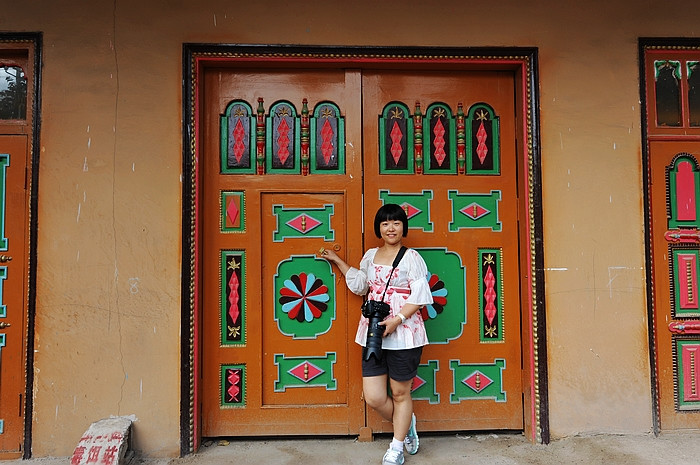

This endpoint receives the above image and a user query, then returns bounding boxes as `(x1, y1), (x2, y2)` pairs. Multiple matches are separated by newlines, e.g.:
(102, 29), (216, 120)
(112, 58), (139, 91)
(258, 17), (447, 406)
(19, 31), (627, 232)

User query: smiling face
(373, 204), (409, 239)
(379, 219), (404, 246)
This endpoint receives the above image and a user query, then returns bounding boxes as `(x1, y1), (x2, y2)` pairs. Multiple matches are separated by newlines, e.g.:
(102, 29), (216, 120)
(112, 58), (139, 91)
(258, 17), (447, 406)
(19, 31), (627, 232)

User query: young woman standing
(320, 204), (433, 465)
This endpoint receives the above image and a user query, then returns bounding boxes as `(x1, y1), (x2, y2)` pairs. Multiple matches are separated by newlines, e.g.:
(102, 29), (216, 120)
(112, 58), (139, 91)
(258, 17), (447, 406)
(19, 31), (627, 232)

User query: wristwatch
(397, 313), (407, 323)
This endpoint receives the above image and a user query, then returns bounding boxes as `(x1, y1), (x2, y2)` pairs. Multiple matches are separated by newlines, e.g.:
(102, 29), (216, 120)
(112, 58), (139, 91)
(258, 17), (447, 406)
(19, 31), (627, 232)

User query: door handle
(0, 255), (11, 263)
(0, 322), (10, 329)
(318, 244), (341, 256)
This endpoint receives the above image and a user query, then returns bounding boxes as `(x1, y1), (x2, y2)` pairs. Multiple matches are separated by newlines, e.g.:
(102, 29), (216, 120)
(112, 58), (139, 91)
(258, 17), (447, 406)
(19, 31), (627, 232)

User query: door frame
(181, 44), (548, 455)
(639, 37), (700, 434)
(0, 32), (42, 459)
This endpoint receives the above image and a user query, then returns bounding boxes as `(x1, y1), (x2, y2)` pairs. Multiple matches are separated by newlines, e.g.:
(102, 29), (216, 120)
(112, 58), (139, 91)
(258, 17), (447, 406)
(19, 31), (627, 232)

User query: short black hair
(374, 203), (409, 238)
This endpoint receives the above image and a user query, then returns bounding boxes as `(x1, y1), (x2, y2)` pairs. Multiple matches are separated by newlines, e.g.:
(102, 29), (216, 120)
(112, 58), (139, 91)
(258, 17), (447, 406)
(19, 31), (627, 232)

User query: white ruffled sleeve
(344, 249), (374, 296)
(404, 249), (434, 306)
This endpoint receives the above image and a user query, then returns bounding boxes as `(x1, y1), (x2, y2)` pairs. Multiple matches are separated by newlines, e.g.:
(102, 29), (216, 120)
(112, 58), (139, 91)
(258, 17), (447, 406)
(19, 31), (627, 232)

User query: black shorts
(362, 346), (423, 382)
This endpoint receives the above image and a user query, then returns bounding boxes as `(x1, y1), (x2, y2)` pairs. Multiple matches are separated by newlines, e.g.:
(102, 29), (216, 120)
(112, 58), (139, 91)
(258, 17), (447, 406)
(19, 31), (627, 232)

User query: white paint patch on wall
(607, 266), (644, 299)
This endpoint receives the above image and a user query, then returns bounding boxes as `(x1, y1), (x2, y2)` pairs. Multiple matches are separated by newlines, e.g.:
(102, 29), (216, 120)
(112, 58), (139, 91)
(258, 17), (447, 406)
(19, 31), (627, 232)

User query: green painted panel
(272, 204), (335, 242)
(274, 353), (337, 391)
(448, 190), (502, 232)
(450, 359), (506, 403)
(379, 189), (433, 232)
(416, 248), (467, 344)
(275, 255), (336, 339)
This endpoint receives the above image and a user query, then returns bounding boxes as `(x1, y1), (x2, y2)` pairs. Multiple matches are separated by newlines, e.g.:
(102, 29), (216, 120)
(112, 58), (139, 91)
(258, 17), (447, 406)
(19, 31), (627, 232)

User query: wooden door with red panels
(200, 68), (366, 435)
(362, 71), (523, 432)
(646, 48), (700, 429)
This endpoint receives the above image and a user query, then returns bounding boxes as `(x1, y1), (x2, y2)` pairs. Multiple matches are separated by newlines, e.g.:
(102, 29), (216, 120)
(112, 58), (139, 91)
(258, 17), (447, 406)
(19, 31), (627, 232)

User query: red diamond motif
(460, 203), (490, 220)
(228, 265), (240, 325)
(476, 121), (488, 164)
(277, 118), (291, 165)
(400, 202), (422, 220)
(286, 214), (322, 234)
(462, 370), (493, 393)
(411, 375), (426, 392)
(433, 119), (446, 166)
(226, 197), (240, 227)
(288, 361), (324, 383)
(484, 265), (497, 325)
(390, 121), (404, 165)
(232, 119), (246, 163)
(320, 119), (334, 165)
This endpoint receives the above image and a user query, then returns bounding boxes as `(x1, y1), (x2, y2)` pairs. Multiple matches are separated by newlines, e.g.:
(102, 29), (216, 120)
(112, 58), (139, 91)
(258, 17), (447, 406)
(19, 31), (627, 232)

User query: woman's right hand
(317, 247), (351, 276)
(318, 248), (340, 263)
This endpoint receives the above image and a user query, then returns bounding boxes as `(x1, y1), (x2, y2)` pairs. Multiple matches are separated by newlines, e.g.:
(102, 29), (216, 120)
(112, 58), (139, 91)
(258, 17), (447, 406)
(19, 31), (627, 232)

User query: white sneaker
(382, 447), (405, 465)
(404, 413), (419, 455)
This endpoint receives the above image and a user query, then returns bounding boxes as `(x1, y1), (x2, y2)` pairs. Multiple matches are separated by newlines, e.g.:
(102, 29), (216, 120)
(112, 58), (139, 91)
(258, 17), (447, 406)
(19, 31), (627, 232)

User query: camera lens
(363, 301), (391, 361)
(364, 316), (384, 361)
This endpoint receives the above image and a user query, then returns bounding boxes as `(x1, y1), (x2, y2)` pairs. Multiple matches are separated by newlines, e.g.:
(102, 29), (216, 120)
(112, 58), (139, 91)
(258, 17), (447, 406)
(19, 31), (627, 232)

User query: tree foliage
(0, 66), (27, 119)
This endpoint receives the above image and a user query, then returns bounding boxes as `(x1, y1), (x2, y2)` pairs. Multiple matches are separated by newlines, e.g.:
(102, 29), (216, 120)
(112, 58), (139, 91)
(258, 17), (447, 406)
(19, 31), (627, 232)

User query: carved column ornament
(256, 97), (266, 175)
(414, 101), (423, 174)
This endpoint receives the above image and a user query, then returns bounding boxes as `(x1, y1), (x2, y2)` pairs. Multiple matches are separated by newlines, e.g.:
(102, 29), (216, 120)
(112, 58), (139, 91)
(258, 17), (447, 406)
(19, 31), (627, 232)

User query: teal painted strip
(0, 267), (6, 317)
(0, 153), (8, 251)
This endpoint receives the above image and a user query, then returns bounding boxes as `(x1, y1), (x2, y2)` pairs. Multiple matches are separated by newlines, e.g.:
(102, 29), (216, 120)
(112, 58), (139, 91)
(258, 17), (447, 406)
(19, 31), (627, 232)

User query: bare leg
(364, 375), (414, 442)
(389, 378), (413, 441)
(363, 375), (393, 421)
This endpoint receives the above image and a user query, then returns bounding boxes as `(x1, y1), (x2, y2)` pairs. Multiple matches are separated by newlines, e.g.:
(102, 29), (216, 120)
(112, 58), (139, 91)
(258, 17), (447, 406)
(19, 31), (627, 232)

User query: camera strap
(378, 246), (407, 303)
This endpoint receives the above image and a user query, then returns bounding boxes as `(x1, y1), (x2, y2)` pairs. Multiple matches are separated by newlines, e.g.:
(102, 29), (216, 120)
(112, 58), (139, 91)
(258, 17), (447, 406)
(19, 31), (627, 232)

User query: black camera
(361, 300), (391, 361)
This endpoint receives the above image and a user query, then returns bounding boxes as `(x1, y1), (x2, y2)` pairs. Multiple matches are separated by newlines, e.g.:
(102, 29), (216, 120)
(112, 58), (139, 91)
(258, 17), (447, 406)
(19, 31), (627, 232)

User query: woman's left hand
(379, 315), (403, 337)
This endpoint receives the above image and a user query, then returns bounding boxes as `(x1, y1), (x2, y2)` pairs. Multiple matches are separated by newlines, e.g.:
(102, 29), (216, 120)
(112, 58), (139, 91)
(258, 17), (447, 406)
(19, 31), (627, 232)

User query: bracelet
(397, 313), (406, 323)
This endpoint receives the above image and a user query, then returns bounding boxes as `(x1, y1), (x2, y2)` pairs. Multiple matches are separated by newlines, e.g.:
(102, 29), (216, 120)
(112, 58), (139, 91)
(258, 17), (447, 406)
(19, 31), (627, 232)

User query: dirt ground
(12, 430), (700, 465)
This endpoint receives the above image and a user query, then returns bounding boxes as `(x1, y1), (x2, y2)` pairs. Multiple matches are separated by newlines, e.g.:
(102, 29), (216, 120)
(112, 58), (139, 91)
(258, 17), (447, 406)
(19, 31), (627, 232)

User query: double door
(201, 66), (524, 435)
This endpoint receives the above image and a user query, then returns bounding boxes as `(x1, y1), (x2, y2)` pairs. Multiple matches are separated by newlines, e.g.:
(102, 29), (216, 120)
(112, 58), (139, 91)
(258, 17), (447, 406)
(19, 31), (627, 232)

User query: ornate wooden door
(645, 48), (700, 430)
(200, 69), (366, 435)
(0, 42), (37, 457)
(200, 65), (525, 435)
(649, 141), (700, 428)
(0, 134), (29, 457)
(362, 71), (523, 432)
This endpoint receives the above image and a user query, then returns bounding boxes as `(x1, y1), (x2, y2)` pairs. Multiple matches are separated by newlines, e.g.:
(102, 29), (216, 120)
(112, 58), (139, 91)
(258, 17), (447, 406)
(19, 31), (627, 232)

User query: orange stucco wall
(1, 0), (694, 458)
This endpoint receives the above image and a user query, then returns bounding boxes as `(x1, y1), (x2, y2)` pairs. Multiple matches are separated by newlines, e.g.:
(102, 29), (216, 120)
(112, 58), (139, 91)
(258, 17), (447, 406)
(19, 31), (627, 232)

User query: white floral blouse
(345, 247), (433, 350)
